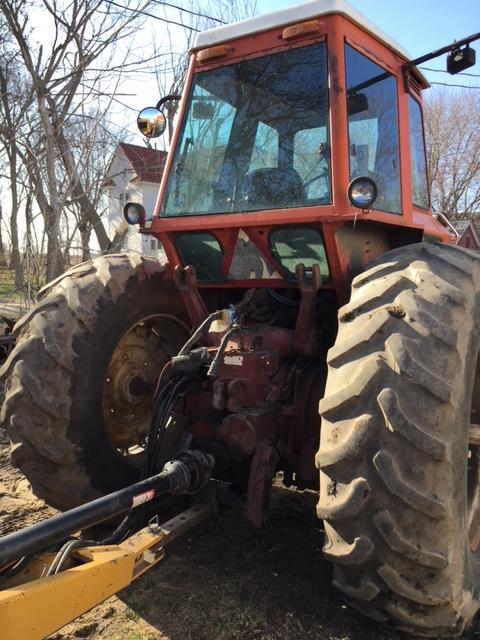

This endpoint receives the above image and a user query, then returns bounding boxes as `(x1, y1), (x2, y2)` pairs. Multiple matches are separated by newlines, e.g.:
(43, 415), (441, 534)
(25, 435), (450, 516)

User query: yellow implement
(0, 503), (212, 640)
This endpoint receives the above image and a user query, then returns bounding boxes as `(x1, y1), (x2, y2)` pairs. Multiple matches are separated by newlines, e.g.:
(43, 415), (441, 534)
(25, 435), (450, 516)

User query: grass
(0, 266), (41, 306)
(0, 268), (16, 298)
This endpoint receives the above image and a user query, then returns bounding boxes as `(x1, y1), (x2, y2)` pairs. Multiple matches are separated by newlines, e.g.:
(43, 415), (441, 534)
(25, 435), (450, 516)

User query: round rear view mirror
(137, 107), (167, 138)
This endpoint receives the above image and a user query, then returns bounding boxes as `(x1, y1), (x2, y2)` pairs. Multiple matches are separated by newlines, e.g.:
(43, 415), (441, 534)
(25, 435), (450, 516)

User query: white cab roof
(193, 0), (411, 61)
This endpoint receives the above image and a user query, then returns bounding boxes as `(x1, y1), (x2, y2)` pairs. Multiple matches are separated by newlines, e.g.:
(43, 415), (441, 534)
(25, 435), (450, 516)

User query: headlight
(123, 202), (146, 226)
(348, 176), (377, 209)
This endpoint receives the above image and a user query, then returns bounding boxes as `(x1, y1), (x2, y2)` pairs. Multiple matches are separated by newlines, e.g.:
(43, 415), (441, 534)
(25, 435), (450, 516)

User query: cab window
(162, 42), (331, 216)
(408, 96), (429, 209)
(345, 44), (401, 214)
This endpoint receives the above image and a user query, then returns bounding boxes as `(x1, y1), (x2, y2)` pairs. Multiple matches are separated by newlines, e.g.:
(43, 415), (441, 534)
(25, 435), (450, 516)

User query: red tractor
(2, 1), (480, 636)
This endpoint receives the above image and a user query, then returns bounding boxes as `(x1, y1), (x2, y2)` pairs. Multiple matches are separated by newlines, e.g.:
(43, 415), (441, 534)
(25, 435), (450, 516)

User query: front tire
(0, 253), (189, 510)
(317, 243), (480, 637)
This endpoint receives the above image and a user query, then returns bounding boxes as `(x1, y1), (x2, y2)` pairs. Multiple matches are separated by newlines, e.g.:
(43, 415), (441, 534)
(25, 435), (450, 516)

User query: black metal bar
(0, 460), (193, 566)
(155, 94), (181, 111)
(405, 32), (480, 68)
(347, 70), (390, 95)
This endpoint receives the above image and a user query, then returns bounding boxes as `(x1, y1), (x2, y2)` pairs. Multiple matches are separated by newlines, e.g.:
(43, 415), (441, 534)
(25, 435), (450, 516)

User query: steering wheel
(304, 169), (329, 190)
(303, 169), (330, 204)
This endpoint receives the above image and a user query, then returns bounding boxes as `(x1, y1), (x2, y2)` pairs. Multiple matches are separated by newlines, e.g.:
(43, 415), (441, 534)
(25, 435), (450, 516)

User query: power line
(104, 0), (200, 32)
(430, 81), (480, 89)
(150, 0), (226, 25)
(87, 49), (181, 73)
(79, 82), (140, 112)
(420, 66), (480, 77)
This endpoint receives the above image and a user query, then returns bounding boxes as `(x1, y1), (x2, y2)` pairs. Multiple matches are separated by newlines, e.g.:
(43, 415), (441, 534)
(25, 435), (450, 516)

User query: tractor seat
(240, 167), (305, 209)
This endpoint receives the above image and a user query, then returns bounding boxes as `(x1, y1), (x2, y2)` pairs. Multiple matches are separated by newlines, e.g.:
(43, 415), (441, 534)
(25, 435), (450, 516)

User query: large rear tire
(317, 243), (480, 637)
(0, 253), (189, 510)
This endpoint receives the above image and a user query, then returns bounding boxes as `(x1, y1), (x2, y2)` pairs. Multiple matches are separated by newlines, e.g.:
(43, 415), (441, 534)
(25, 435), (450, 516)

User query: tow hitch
(0, 450), (215, 640)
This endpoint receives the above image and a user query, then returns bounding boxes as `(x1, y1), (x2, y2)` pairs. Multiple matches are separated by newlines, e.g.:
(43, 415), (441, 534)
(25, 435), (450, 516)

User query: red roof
(452, 218), (480, 251)
(119, 142), (167, 184)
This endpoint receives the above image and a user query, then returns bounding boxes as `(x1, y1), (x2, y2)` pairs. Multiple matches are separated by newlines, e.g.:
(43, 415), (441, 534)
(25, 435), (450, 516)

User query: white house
(104, 142), (167, 257)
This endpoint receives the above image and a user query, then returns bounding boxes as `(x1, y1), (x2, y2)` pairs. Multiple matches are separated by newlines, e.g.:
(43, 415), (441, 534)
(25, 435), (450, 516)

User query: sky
(256, 0), (480, 88)
(118, 0), (479, 139)
(123, 0), (478, 144)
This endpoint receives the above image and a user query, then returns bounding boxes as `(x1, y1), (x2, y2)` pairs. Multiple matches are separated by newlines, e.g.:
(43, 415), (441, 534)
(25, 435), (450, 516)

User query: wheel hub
(103, 321), (173, 452)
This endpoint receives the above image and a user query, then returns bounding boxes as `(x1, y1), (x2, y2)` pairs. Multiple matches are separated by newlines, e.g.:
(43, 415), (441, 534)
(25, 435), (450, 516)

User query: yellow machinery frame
(0, 502), (213, 640)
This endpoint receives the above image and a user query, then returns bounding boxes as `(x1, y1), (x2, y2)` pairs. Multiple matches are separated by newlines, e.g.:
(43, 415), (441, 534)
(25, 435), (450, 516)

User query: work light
(123, 202), (146, 226)
(348, 177), (377, 209)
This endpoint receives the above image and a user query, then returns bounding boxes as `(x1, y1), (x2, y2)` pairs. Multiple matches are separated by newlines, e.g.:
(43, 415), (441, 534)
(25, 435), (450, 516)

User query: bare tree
(0, 0), (257, 286)
(0, 23), (34, 285)
(0, 199), (8, 267)
(0, 0), (156, 280)
(61, 110), (121, 261)
(153, 0), (258, 144)
(425, 87), (480, 220)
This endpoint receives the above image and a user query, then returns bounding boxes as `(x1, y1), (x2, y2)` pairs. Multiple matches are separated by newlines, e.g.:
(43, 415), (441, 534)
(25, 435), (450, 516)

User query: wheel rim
(102, 315), (187, 458)
(468, 350), (480, 551)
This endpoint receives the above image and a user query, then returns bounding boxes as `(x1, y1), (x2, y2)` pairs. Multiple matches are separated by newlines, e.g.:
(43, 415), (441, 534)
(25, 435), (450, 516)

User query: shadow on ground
(115, 487), (405, 640)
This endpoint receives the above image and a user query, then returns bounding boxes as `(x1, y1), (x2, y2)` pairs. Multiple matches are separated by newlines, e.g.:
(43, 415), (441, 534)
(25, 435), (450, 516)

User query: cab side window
(408, 96), (429, 209)
(345, 44), (402, 214)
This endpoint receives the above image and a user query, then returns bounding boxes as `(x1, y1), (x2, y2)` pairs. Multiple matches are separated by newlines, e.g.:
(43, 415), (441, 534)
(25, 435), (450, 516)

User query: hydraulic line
(0, 313), (224, 567)
(177, 309), (225, 357)
(116, 375), (191, 538)
(267, 288), (300, 307)
(105, 372), (192, 545)
(0, 555), (31, 581)
(207, 325), (238, 378)
(46, 540), (82, 576)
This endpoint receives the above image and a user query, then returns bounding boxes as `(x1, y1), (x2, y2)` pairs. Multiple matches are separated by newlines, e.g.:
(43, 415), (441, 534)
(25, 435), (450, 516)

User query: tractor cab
(130, 0), (450, 302)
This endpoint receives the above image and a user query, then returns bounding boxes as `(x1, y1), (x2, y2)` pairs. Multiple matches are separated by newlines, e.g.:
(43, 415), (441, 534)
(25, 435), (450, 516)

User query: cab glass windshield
(162, 42), (330, 217)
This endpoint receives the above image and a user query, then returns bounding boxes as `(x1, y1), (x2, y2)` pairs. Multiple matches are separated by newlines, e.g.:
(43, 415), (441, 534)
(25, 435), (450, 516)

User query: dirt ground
(0, 436), (478, 640)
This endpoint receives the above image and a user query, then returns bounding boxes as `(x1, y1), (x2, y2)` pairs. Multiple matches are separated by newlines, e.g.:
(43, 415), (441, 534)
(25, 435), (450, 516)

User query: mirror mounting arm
(403, 31), (479, 75)
(155, 94), (182, 110)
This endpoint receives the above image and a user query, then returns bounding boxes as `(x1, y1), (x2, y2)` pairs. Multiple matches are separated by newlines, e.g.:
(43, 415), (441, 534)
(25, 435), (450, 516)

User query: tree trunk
(79, 222), (92, 262)
(45, 211), (65, 282)
(0, 202), (8, 267)
(8, 150), (24, 288)
(106, 223), (128, 254)
(38, 94), (65, 282)
(54, 126), (111, 253)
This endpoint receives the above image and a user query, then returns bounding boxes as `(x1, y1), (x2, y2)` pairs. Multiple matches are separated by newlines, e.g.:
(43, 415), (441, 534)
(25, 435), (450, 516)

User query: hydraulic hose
(177, 310), (226, 357)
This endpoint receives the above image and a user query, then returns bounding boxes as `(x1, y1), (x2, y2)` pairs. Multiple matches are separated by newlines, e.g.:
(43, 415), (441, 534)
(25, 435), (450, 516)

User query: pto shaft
(0, 450), (214, 566)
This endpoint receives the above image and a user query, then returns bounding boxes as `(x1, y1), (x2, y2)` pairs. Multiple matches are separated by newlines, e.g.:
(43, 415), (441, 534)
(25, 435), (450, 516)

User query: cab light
(282, 20), (323, 40)
(197, 45), (232, 64)
(123, 202), (146, 226)
(348, 177), (378, 209)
